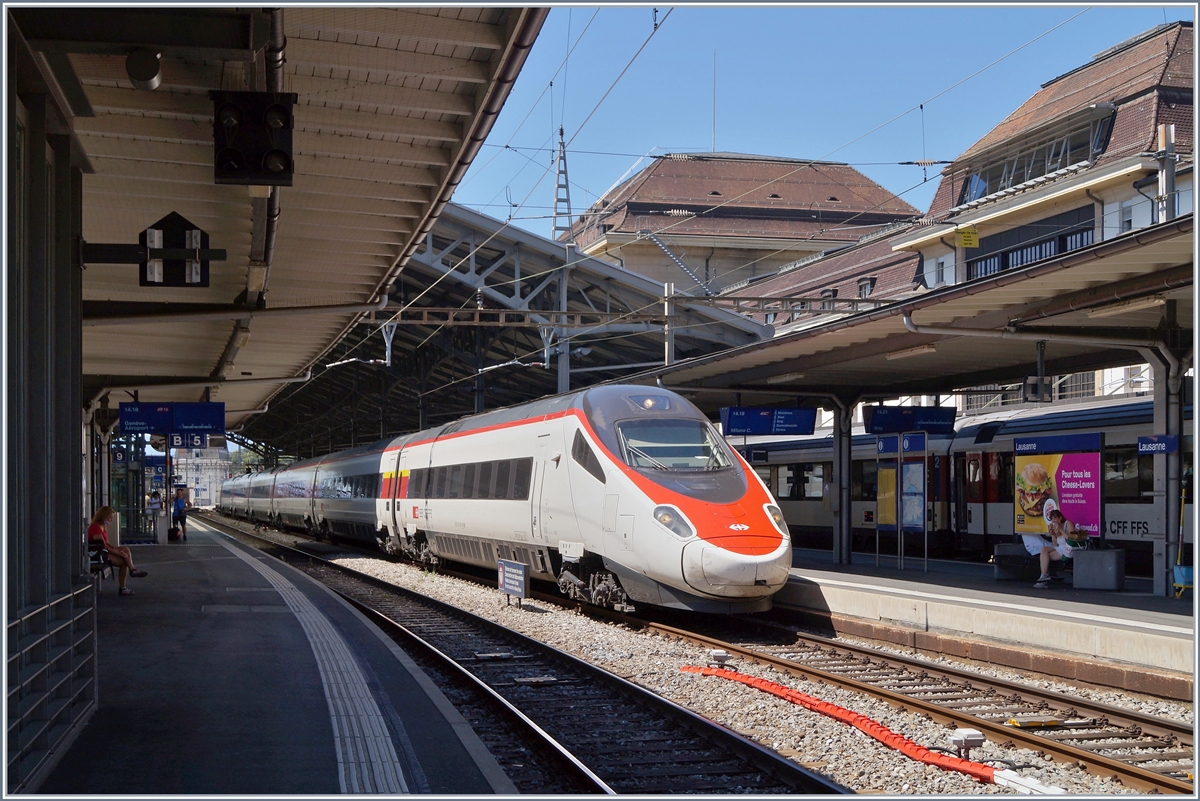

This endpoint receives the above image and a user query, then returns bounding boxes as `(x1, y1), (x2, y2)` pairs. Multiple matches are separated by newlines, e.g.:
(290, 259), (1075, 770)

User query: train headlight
(764, 504), (789, 536)
(653, 505), (695, 539)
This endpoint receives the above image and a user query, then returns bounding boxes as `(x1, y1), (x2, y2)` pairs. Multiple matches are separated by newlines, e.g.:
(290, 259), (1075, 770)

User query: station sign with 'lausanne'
(1137, 435), (1178, 454)
(118, 402), (225, 435)
(720, 407), (817, 436)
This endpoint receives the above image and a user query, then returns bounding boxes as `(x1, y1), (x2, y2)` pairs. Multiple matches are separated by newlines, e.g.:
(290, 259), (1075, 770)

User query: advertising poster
(1014, 452), (1101, 536)
(877, 466), (897, 527)
(901, 462), (926, 531)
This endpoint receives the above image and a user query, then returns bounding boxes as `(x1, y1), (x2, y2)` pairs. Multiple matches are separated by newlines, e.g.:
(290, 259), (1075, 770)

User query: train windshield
(615, 419), (733, 471)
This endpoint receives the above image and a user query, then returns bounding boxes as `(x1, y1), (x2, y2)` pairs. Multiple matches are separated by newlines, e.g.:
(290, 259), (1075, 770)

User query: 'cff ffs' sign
(497, 559), (529, 601)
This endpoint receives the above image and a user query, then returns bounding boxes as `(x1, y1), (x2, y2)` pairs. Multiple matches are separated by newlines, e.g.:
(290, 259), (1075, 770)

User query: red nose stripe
(698, 529), (782, 556)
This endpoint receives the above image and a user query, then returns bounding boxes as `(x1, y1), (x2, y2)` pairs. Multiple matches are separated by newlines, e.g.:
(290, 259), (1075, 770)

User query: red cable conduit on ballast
(681, 666), (997, 784)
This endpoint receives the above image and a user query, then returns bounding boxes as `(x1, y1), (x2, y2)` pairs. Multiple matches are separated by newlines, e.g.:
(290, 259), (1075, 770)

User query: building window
(966, 205), (1094, 280)
(858, 277), (876, 298)
(1056, 371), (1095, 401)
(934, 259), (947, 285)
(1119, 199), (1134, 232)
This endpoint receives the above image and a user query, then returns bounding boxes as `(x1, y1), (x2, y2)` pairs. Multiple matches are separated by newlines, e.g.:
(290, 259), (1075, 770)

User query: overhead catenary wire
(258, 8), (1115, 438)
(564, 7), (1102, 284)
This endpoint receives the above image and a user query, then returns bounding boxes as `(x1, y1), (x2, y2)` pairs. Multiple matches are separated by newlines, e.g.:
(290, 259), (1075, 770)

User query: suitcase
(168, 526), (181, 542)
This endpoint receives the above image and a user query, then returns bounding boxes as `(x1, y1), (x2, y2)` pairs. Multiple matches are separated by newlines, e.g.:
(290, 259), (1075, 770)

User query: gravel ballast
(211, 519), (1189, 794)
(331, 554), (1158, 795)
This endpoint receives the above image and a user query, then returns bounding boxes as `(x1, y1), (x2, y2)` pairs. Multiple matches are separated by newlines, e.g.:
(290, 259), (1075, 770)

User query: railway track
(202, 512), (1193, 793)
(628, 615), (1195, 794)
(203, 515), (846, 794)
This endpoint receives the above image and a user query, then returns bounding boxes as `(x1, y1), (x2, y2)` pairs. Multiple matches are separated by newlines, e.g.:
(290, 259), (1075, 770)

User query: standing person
(172, 488), (193, 541)
(88, 506), (148, 596)
(147, 489), (164, 543)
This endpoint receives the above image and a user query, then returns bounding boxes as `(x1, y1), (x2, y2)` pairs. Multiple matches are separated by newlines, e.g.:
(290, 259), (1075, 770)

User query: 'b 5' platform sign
(170, 433), (209, 449)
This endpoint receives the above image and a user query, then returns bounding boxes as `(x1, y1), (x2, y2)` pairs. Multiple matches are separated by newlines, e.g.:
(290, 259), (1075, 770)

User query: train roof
(957, 398), (1191, 442)
(735, 396), (1191, 457)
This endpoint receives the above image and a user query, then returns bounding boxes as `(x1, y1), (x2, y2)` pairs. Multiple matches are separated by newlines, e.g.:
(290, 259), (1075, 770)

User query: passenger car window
(494, 461), (511, 499)
(513, 459), (532, 499)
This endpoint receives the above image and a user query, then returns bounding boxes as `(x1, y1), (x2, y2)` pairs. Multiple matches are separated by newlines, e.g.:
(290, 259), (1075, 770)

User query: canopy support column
(831, 398), (854, 565)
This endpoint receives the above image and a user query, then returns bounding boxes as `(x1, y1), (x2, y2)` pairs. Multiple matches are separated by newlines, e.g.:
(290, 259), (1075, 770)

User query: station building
(566, 152), (919, 294)
(717, 20), (1193, 421)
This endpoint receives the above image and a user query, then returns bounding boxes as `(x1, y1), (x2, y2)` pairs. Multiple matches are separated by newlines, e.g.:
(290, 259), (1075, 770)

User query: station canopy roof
(13, 7), (549, 431)
(236, 202), (771, 455)
(635, 215), (1193, 413)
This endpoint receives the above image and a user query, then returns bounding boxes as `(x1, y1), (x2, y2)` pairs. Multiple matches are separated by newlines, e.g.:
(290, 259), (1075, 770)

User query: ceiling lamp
(1086, 295), (1167, 319)
(886, 344), (938, 360)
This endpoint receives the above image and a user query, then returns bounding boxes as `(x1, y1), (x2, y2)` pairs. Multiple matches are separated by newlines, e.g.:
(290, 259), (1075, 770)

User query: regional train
(740, 396), (1192, 577)
(219, 385), (792, 613)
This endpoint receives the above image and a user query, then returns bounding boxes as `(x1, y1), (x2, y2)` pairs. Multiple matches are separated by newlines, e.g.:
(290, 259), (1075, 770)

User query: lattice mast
(552, 126), (574, 243)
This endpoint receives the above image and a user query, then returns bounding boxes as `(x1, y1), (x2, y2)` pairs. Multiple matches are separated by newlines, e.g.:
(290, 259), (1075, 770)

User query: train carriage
(221, 385), (793, 613)
(272, 458), (319, 531)
(246, 469), (279, 523)
(311, 439), (391, 546)
(218, 472), (252, 518)
(745, 396), (1192, 576)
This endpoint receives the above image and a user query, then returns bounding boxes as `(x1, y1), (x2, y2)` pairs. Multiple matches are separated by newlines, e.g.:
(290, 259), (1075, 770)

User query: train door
(537, 428), (580, 548)
(531, 434), (551, 542)
(964, 451), (985, 539)
(392, 450), (408, 537)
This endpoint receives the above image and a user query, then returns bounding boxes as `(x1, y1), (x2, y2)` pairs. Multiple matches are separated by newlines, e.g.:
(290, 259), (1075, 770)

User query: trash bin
(1073, 548), (1125, 591)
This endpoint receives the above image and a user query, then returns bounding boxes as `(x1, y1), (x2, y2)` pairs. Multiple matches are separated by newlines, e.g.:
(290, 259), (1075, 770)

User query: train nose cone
(681, 536), (791, 598)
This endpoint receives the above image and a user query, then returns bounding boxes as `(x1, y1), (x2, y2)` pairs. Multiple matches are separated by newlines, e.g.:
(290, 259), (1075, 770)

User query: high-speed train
(740, 396), (1192, 577)
(220, 385), (792, 613)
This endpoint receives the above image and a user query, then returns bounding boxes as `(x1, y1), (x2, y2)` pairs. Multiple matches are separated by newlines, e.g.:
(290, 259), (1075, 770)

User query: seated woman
(1022, 510), (1076, 589)
(88, 506), (148, 595)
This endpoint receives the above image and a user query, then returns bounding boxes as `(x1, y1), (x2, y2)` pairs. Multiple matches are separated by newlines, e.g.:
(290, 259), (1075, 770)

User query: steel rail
(197, 515), (609, 794)
(200, 512), (1191, 793)
(735, 616), (1193, 744)
(201, 513), (847, 794)
(640, 620), (1193, 795)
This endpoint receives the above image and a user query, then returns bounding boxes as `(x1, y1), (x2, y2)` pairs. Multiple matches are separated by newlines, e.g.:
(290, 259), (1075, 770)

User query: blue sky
(454, 4), (1194, 240)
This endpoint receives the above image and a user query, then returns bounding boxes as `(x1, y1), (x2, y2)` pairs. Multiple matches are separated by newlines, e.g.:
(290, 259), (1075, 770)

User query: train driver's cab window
(615, 419), (733, 471)
(966, 458), (982, 502)
(1104, 447), (1153, 503)
(798, 463), (827, 499)
(571, 430), (607, 483)
(852, 460), (878, 501)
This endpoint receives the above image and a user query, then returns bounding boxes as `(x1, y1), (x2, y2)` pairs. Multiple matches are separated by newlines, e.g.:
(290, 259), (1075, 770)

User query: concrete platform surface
(779, 549), (1194, 681)
(38, 518), (514, 795)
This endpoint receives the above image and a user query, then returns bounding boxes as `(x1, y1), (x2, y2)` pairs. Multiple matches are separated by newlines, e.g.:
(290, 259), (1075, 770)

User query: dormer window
(768, 193), (781, 199)
(858, 277), (876, 298)
(819, 288), (837, 310)
(827, 196), (840, 202)
(708, 190), (722, 196)
(957, 109), (1114, 205)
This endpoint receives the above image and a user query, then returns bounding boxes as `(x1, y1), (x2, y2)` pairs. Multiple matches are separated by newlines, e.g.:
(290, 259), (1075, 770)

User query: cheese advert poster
(1014, 452), (1101, 535)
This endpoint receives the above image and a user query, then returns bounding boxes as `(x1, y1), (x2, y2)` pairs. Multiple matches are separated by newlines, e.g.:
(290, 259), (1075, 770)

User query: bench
(992, 542), (1068, 582)
(89, 543), (114, 583)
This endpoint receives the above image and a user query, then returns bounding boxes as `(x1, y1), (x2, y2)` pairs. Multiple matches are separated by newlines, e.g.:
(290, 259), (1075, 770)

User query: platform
(38, 519), (515, 795)
(779, 549), (1194, 698)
